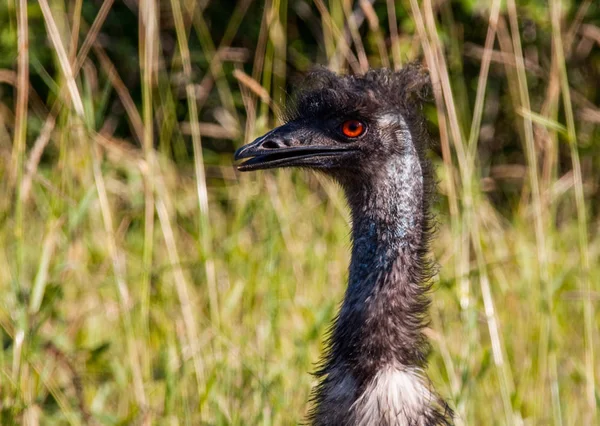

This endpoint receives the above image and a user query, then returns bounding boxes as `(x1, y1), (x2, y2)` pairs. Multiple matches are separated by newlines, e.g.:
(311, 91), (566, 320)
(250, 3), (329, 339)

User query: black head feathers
(286, 63), (432, 123)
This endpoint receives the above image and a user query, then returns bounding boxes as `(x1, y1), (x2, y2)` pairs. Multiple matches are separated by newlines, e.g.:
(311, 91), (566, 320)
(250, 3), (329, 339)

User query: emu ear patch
(377, 113), (401, 128)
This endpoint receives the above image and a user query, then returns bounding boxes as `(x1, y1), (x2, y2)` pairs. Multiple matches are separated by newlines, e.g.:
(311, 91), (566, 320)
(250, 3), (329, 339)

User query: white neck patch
(352, 366), (434, 426)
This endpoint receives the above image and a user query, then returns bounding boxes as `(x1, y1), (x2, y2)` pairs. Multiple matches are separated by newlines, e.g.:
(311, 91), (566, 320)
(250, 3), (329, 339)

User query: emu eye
(341, 120), (366, 138)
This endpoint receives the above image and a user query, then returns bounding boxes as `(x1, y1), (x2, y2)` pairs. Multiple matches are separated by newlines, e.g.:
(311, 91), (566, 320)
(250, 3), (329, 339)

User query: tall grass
(0, 0), (598, 424)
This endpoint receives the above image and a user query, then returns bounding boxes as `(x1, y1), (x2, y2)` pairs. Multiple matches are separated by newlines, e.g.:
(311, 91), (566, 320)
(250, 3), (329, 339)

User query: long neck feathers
(309, 114), (452, 425)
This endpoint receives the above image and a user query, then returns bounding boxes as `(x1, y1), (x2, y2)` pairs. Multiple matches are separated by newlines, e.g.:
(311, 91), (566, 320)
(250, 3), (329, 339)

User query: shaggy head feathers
(287, 64), (432, 128)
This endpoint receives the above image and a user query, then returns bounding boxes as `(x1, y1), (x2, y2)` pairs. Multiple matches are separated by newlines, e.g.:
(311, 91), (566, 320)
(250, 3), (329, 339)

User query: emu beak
(234, 123), (356, 171)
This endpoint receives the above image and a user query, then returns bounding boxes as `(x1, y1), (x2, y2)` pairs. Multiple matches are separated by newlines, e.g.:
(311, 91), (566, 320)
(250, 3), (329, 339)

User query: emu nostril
(261, 139), (283, 149)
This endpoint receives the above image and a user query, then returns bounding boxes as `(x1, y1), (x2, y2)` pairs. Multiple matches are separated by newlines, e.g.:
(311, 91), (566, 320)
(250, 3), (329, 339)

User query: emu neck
(310, 122), (451, 425)
(312, 149), (448, 423)
(334, 150), (429, 379)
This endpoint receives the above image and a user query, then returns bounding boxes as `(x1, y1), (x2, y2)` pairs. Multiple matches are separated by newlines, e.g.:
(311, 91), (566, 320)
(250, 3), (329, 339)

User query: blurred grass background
(0, 0), (599, 424)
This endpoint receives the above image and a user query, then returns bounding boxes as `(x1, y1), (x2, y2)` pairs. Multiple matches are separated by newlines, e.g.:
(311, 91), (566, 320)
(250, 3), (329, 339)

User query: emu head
(234, 65), (432, 188)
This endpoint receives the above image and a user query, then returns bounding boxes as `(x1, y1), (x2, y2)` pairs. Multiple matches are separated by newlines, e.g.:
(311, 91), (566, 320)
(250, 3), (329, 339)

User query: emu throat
(348, 153), (424, 290)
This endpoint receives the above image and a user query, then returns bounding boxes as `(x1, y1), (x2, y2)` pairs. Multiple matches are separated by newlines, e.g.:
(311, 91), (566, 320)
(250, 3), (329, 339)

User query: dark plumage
(235, 64), (453, 425)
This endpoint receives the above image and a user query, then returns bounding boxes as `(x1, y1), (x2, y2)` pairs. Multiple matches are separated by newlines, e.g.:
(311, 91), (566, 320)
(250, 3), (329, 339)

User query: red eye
(341, 120), (366, 138)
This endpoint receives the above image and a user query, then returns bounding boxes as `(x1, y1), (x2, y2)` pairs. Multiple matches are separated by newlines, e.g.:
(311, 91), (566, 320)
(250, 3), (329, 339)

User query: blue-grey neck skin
(348, 148), (424, 292)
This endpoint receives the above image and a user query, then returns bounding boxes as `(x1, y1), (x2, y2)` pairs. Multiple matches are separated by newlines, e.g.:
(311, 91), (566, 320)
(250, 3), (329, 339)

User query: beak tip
(234, 147), (250, 171)
(233, 147), (244, 161)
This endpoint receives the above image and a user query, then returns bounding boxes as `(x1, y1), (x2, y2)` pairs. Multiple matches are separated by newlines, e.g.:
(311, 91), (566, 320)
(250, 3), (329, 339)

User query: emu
(235, 65), (453, 425)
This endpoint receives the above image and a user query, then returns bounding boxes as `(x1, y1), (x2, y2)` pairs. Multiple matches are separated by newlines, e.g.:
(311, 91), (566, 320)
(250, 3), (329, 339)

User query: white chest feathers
(352, 366), (435, 426)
